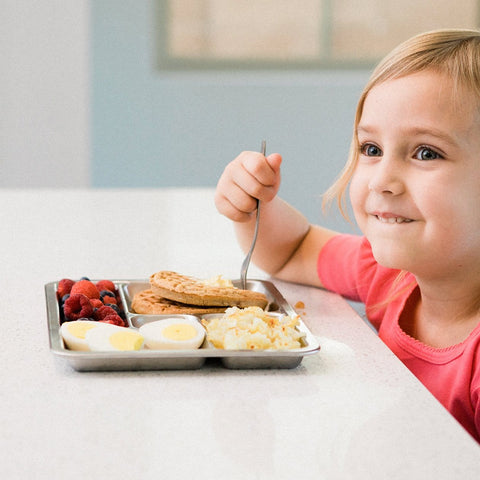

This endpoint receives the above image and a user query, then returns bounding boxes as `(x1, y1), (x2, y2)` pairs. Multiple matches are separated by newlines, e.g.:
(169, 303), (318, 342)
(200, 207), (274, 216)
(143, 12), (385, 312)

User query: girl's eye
(360, 143), (382, 157)
(414, 146), (441, 161)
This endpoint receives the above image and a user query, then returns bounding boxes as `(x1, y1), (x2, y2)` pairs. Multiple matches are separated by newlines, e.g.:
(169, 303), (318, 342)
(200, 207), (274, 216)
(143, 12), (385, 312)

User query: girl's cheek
(348, 170), (369, 230)
(349, 170), (364, 209)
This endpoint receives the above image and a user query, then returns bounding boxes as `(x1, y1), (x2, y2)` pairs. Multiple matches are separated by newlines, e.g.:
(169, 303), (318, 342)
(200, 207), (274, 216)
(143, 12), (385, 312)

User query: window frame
(155, 0), (480, 71)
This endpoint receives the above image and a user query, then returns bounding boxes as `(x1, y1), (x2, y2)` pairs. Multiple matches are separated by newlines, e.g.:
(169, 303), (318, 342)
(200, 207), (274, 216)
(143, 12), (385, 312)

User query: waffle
(131, 289), (227, 315)
(149, 271), (269, 308)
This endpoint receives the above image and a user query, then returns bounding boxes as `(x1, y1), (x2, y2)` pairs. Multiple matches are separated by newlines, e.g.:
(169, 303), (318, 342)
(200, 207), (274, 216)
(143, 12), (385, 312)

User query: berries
(57, 277), (126, 326)
(63, 294), (94, 321)
(100, 314), (125, 327)
(57, 278), (75, 300)
(99, 290), (117, 305)
(90, 298), (103, 309)
(104, 303), (121, 315)
(96, 280), (116, 293)
(70, 280), (100, 300)
(94, 305), (118, 321)
(103, 295), (117, 305)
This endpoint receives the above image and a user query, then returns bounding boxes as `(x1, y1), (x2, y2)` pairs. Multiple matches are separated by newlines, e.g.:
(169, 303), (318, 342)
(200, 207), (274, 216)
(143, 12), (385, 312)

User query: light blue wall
(91, 0), (370, 232)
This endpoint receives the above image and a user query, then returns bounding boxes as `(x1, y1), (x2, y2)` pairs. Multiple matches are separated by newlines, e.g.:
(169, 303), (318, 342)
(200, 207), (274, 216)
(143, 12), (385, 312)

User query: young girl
(215, 29), (480, 443)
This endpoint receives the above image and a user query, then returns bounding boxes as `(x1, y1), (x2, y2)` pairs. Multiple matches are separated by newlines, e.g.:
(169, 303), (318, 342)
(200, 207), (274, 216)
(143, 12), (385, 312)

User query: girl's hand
(215, 151), (282, 222)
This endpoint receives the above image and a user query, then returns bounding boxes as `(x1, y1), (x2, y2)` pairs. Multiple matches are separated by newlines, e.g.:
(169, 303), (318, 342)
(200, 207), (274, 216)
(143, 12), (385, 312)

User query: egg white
(60, 320), (101, 351)
(139, 317), (205, 350)
(86, 324), (144, 352)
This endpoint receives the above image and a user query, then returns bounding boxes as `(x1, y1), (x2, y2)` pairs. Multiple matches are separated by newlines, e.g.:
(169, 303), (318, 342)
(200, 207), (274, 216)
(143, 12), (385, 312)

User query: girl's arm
(215, 151), (338, 287)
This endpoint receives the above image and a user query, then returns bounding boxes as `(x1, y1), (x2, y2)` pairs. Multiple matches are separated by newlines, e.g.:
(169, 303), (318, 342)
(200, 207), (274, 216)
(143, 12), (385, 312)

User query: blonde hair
(323, 28), (480, 217)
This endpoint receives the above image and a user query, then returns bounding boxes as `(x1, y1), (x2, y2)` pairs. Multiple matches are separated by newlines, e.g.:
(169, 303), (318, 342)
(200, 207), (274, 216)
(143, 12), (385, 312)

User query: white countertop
(1, 188), (478, 479)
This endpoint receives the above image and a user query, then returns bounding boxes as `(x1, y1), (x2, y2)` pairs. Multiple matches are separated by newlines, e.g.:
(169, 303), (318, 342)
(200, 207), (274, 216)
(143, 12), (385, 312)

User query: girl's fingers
(241, 152), (282, 190)
(214, 189), (257, 223)
(214, 151), (282, 222)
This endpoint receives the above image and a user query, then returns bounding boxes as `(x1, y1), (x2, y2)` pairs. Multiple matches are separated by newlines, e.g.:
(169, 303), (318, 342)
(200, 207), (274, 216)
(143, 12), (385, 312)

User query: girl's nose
(367, 158), (405, 195)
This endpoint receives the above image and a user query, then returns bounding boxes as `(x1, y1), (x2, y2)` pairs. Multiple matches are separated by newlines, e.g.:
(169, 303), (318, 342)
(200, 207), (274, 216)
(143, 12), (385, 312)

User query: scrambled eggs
(202, 306), (305, 350)
(201, 275), (234, 288)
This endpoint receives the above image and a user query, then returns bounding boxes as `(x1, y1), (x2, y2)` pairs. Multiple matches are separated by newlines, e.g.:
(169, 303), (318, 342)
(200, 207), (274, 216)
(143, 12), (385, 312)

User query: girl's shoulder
(318, 234), (414, 313)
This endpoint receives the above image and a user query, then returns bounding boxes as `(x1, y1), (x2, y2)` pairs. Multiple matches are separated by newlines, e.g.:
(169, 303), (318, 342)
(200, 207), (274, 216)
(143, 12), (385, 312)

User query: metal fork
(240, 140), (266, 290)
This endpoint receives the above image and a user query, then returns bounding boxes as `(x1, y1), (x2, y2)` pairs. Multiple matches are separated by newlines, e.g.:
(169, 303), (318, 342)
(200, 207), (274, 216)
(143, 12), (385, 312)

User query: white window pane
(167, 0), (323, 61)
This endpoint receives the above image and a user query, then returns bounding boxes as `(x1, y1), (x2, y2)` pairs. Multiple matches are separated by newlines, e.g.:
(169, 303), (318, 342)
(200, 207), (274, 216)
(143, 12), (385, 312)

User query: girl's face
(349, 70), (480, 281)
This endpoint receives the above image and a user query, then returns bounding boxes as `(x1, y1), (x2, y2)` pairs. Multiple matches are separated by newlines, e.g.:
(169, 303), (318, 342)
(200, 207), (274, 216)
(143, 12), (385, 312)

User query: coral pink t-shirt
(317, 234), (480, 443)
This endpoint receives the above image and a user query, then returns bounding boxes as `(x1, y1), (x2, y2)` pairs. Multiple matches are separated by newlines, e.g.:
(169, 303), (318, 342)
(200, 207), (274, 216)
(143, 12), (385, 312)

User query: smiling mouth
(374, 215), (413, 224)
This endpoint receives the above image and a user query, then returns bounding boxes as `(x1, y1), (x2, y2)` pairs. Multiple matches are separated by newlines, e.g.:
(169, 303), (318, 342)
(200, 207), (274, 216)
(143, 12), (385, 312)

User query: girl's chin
(369, 241), (415, 271)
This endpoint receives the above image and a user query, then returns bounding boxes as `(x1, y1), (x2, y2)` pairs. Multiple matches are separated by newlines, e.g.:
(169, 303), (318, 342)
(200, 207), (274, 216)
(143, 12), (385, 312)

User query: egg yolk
(162, 324), (197, 341)
(109, 330), (143, 351)
(67, 322), (97, 339)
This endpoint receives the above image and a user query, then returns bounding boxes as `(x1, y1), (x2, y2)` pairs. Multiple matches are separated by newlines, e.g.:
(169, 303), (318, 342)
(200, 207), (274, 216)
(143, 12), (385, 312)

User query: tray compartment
(129, 313), (202, 329)
(120, 281), (150, 316)
(120, 280), (281, 316)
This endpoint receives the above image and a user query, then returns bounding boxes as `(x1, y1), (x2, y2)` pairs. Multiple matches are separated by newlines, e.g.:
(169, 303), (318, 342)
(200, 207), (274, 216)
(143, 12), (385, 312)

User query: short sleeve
(317, 234), (377, 302)
(472, 364), (480, 442)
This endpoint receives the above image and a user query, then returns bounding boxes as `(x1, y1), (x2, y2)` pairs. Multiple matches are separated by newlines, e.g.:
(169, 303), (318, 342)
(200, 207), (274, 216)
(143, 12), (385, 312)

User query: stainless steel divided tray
(45, 279), (320, 371)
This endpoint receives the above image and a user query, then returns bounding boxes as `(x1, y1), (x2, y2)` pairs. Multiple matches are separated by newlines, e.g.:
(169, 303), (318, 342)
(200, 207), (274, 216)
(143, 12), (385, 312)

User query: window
(157, 0), (480, 69)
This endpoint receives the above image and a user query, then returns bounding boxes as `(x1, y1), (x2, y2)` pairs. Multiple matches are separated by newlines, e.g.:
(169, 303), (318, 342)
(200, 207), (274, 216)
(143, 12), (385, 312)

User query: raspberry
(71, 280), (100, 300)
(105, 303), (121, 314)
(93, 305), (118, 321)
(57, 278), (75, 300)
(102, 295), (117, 305)
(90, 298), (103, 309)
(96, 280), (116, 294)
(63, 294), (94, 321)
(100, 314), (125, 327)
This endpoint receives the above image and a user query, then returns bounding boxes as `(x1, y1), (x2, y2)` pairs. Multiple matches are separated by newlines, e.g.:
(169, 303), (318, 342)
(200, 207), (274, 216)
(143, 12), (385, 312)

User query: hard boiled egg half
(60, 320), (100, 351)
(85, 324), (144, 352)
(139, 317), (205, 350)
